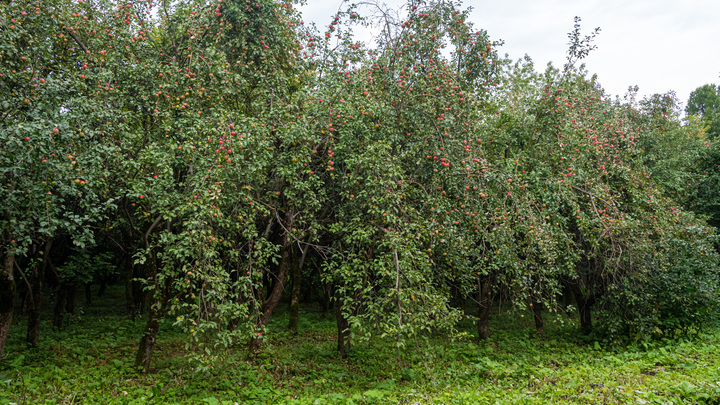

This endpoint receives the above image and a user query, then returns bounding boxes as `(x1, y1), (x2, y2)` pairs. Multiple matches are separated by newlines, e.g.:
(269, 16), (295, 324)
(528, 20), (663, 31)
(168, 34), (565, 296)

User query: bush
(596, 221), (720, 342)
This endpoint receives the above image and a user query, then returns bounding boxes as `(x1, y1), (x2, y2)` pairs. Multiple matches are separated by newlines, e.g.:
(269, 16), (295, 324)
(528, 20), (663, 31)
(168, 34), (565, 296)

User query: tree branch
(64, 27), (89, 54)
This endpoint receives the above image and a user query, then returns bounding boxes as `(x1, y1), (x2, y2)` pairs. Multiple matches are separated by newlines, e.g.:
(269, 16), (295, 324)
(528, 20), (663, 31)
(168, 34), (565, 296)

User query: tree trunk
(248, 212), (293, 356)
(561, 281), (573, 309)
(288, 247), (307, 335)
(65, 284), (76, 314)
(121, 226), (137, 320)
(531, 279), (544, 335)
(134, 263), (146, 314)
(135, 294), (164, 373)
(134, 250), (165, 373)
(0, 251), (16, 358)
(450, 283), (462, 309)
(26, 239), (52, 347)
(570, 281), (593, 334)
(335, 297), (350, 358)
(85, 283), (93, 306)
(317, 279), (331, 313)
(134, 215), (165, 373)
(97, 277), (107, 298)
(124, 256), (136, 321)
(53, 284), (69, 330)
(531, 299), (544, 335)
(249, 236), (291, 355)
(577, 297), (592, 334)
(477, 273), (494, 341)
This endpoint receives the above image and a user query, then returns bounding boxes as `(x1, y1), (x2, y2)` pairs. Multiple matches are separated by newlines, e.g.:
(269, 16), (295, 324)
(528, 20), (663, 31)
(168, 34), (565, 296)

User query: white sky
(298, 0), (720, 109)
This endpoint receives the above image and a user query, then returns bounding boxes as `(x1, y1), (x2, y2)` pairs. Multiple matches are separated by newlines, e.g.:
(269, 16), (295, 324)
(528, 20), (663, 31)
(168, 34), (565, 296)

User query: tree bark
(53, 284), (69, 330)
(335, 297), (350, 358)
(288, 246), (307, 335)
(570, 280), (594, 334)
(124, 256), (136, 321)
(0, 179), (16, 358)
(249, 237), (291, 355)
(531, 279), (544, 335)
(133, 263), (146, 315)
(477, 273), (494, 341)
(97, 277), (107, 298)
(134, 250), (165, 373)
(248, 212), (293, 356)
(85, 283), (93, 305)
(316, 277), (331, 314)
(26, 239), (52, 347)
(0, 250), (16, 358)
(135, 293), (164, 373)
(531, 299), (544, 335)
(65, 284), (76, 314)
(134, 215), (164, 373)
(450, 283), (462, 309)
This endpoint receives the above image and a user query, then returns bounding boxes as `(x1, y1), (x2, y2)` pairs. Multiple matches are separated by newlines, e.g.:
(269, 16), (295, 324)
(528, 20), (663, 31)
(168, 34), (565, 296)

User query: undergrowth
(1, 286), (718, 404)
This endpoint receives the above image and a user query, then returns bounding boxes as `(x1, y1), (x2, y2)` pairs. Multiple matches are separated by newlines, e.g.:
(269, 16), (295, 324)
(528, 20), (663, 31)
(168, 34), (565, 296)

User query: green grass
(1, 286), (719, 404)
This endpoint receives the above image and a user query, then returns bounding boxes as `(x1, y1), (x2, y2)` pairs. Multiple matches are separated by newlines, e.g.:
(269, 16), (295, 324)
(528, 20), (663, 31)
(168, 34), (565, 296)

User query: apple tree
(0, 0), (120, 355)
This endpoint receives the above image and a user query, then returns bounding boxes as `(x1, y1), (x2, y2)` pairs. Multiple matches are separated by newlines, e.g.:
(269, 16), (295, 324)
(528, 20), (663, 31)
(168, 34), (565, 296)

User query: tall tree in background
(682, 84), (720, 227)
(687, 84), (720, 138)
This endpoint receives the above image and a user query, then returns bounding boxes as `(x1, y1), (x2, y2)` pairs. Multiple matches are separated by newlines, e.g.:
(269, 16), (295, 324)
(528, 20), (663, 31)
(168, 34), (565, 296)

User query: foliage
(1, 0), (719, 371)
(686, 84), (720, 139)
(1, 290), (720, 404)
(0, 0), (117, 258)
(596, 218), (720, 342)
(56, 248), (116, 285)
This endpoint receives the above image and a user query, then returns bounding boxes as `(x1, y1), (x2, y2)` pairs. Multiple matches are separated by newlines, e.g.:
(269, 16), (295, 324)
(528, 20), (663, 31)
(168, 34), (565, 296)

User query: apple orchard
(1, 0), (718, 372)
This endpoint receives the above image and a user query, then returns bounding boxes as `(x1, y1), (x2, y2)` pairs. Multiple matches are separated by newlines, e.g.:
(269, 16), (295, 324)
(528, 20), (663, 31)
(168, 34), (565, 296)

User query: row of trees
(1, 0), (718, 371)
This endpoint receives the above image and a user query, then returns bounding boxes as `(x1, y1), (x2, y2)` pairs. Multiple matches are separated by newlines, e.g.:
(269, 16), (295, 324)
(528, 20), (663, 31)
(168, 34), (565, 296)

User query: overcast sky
(298, 0), (720, 109)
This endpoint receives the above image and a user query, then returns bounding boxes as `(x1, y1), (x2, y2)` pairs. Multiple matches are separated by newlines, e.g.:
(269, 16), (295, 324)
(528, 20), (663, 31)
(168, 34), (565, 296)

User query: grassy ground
(1, 286), (719, 404)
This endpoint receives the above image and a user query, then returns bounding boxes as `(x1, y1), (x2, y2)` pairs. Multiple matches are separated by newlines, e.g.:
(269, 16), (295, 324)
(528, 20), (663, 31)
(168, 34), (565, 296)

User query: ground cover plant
(1, 0), (720, 403)
(0, 287), (719, 404)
